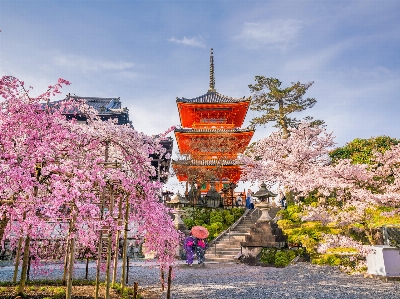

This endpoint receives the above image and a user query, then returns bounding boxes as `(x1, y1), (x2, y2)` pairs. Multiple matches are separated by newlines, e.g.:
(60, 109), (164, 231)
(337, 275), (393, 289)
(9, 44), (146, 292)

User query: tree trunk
(95, 187), (106, 299)
(66, 235), (75, 299)
(13, 237), (22, 283)
(17, 236), (30, 295)
(278, 99), (289, 138)
(160, 266), (165, 291)
(120, 199), (129, 292)
(94, 230), (103, 299)
(112, 197), (123, 285)
(85, 257), (89, 280)
(105, 186), (115, 299)
(167, 266), (172, 299)
(62, 236), (71, 286)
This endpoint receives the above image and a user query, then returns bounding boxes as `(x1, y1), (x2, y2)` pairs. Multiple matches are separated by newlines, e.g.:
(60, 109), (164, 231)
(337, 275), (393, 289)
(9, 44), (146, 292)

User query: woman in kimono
(194, 238), (208, 265)
(184, 233), (195, 266)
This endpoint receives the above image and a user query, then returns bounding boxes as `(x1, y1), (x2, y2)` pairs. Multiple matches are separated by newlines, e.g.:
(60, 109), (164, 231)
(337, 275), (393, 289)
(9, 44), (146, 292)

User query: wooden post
(120, 197), (129, 292)
(17, 236), (30, 294)
(166, 266), (172, 299)
(12, 237), (23, 283)
(133, 282), (138, 299)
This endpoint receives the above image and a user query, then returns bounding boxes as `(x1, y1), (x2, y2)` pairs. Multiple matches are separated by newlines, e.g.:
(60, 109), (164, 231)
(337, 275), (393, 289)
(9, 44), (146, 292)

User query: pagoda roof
(176, 91), (249, 104)
(174, 127), (254, 134)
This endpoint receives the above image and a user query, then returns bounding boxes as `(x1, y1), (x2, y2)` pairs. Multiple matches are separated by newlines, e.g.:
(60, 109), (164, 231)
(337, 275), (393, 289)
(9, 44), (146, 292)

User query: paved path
(1, 261), (399, 298)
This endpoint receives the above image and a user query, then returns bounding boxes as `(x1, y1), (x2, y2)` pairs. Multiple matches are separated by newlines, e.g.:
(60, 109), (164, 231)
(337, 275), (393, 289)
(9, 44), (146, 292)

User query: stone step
(219, 235), (247, 241)
(207, 251), (239, 257)
(220, 231), (249, 236)
(204, 257), (236, 263)
(205, 254), (237, 259)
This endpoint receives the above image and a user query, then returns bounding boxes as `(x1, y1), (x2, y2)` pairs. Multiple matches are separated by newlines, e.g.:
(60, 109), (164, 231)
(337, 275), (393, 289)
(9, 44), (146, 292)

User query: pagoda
(172, 49), (254, 196)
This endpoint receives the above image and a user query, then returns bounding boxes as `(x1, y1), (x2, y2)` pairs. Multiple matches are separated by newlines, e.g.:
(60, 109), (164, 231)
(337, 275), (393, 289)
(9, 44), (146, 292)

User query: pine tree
(248, 76), (323, 137)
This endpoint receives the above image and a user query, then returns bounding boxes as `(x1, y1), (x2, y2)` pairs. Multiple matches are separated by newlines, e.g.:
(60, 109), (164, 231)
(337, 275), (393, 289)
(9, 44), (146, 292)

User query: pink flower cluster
(0, 76), (181, 277)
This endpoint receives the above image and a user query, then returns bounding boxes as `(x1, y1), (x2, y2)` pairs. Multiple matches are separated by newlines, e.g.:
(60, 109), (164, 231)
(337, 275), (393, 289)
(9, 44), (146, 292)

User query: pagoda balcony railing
(174, 127), (254, 133)
(172, 158), (241, 166)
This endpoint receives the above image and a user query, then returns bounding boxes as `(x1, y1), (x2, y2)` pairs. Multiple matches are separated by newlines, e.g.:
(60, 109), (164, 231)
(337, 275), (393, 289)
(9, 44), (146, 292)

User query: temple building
(61, 95), (131, 125)
(172, 49), (254, 198)
(59, 95), (173, 183)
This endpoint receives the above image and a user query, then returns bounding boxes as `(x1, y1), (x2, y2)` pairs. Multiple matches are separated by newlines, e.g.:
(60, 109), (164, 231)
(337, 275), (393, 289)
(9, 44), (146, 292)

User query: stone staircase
(205, 207), (282, 263)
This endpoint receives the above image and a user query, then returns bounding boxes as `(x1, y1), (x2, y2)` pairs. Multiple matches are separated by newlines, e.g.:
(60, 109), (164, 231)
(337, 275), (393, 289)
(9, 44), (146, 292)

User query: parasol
(191, 226), (209, 239)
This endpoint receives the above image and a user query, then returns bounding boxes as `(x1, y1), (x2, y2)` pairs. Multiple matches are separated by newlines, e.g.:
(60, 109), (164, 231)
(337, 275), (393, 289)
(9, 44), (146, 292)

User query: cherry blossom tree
(0, 76), (180, 297)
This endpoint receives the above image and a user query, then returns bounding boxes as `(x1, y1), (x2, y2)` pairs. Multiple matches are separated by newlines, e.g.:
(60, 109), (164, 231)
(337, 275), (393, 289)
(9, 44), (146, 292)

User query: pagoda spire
(208, 48), (216, 93)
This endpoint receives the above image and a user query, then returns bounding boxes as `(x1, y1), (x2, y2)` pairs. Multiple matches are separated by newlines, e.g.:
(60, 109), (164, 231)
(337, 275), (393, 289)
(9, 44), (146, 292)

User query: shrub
(260, 248), (298, 267)
(224, 213), (234, 226)
(274, 251), (290, 267)
(260, 248), (277, 264)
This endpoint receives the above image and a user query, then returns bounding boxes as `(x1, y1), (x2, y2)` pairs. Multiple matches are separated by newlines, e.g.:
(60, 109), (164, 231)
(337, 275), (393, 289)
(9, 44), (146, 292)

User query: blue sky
(1, 0), (400, 192)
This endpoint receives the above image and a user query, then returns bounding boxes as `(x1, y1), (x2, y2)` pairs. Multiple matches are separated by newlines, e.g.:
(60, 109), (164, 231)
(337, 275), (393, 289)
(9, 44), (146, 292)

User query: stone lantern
(252, 182), (277, 204)
(204, 181), (222, 208)
(253, 182), (277, 222)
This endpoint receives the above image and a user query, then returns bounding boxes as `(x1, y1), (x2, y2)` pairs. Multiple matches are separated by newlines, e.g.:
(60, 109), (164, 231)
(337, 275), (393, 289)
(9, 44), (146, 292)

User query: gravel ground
(1, 261), (399, 299)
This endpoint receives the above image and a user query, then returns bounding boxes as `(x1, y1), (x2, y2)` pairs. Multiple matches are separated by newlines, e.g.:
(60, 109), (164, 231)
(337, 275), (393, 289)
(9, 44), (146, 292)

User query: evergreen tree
(248, 76), (323, 137)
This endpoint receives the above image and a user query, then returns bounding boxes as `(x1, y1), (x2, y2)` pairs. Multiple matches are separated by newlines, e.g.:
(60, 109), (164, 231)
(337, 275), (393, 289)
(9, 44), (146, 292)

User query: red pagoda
(172, 49), (254, 195)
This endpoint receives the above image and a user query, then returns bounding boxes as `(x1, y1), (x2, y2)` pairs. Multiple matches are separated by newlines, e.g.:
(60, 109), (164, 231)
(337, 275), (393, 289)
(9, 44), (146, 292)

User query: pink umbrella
(191, 226), (209, 239)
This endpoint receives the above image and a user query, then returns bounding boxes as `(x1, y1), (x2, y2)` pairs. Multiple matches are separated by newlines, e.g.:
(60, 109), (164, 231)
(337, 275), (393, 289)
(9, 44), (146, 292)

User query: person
(184, 233), (195, 266)
(236, 195), (243, 207)
(194, 237), (208, 265)
(245, 189), (252, 209)
(280, 192), (287, 209)
(249, 194), (254, 209)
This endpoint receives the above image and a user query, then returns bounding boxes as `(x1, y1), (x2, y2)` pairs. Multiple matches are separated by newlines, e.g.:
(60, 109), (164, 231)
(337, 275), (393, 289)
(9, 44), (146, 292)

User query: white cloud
(235, 19), (302, 49)
(53, 54), (134, 73)
(168, 36), (206, 48)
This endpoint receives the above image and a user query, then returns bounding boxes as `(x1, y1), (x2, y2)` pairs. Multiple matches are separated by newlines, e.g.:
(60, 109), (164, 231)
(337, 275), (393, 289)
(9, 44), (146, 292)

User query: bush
(274, 251), (289, 267)
(260, 248), (298, 267)
(260, 248), (277, 264)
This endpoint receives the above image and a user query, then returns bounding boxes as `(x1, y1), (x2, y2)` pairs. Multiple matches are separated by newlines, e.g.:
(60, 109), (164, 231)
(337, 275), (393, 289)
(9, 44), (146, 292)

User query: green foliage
(183, 217), (195, 229)
(278, 220), (341, 253)
(274, 251), (290, 267)
(312, 253), (342, 266)
(277, 204), (303, 223)
(329, 136), (399, 165)
(260, 248), (298, 267)
(248, 76), (322, 135)
(260, 248), (277, 264)
(50, 286), (66, 299)
(182, 207), (245, 241)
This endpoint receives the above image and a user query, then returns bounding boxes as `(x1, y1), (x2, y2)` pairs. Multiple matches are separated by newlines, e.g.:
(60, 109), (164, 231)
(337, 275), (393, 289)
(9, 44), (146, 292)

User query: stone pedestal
(240, 213), (287, 264)
(256, 203), (272, 222)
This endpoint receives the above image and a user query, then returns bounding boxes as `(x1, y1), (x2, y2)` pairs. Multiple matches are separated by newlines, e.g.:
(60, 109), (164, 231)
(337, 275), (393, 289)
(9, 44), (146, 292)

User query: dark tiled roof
(65, 95), (122, 112)
(174, 127), (254, 133)
(176, 91), (249, 104)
